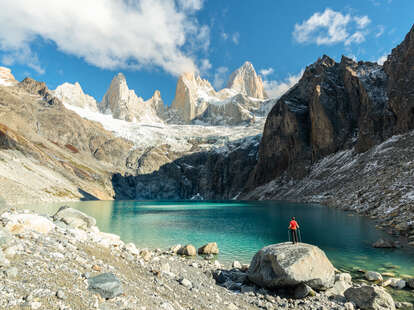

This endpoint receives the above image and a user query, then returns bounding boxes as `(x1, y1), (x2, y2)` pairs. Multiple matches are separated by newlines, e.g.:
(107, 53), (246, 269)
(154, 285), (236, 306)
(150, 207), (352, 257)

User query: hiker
(288, 217), (300, 244)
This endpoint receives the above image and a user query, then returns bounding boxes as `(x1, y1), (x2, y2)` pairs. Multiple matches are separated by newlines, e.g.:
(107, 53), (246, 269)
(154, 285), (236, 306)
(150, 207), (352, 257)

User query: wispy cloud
(376, 25), (385, 38)
(232, 32), (240, 45)
(263, 70), (304, 99)
(0, 0), (210, 76)
(213, 66), (228, 89)
(293, 8), (370, 46)
(259, 68), (274, 77)
(1, 46), (45, 74)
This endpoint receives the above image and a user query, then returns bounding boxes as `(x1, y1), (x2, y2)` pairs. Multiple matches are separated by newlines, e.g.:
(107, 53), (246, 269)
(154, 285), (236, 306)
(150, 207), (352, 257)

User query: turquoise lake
(20, 200), (414, 278)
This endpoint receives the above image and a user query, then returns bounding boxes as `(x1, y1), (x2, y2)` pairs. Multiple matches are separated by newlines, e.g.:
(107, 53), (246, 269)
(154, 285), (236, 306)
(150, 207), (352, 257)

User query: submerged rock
(365, 271), (383, 282)
(87, 273), (123, 299)
(247, 242), (335, 290)
(344, 286), (395, 310)
(198, 242), (219, 255)
(372, 238), (396, 248)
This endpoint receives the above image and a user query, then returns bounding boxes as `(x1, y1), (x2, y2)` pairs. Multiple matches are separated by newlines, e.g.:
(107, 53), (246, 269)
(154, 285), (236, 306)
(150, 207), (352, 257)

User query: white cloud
(213, 66), (228, 89)
(232, 33), (240, 45)
(221, 32), (228, 40)
(354, 16), (370, 29)
(263, 70), (304, 99)
(376, 25), (385, 37)
(377, 54), (388, 65)
(1, 46), (45, 74)
(345, 31), (366, 45)
(0, 0), (210, 76)
(293, 8), (370, 46)
(199, 58), (211, 73)
(259, 68), (274, 77)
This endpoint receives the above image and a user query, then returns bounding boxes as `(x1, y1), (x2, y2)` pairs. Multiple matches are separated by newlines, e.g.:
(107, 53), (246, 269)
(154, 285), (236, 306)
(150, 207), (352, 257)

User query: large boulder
(52, 206), (96, 230)
(247, 243), (335, 290)
(372, 238), (395, 248)
(198, 242), (219, 255)
(344, 286), (395, 310)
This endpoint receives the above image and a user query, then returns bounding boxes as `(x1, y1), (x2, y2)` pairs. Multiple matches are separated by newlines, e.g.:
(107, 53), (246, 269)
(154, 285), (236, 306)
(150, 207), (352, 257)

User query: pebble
(56, 289), (66, 300)
(179, 278), (192, 289)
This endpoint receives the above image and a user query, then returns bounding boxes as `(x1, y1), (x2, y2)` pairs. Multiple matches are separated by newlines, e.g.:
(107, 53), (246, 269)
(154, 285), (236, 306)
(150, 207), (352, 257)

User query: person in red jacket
(288, 217), (300, 244)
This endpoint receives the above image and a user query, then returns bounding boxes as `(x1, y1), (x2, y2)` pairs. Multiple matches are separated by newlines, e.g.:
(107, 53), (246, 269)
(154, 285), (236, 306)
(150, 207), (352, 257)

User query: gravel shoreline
(0, 207), (413, 310)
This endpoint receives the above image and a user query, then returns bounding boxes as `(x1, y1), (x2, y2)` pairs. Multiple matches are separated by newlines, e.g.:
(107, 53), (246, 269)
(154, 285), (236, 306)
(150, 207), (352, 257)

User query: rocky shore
(0, 207), (413, 310)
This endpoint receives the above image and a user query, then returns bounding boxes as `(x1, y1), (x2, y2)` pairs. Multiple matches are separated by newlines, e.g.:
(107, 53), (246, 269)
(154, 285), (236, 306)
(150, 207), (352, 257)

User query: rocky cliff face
(248, 25), (414, 190)
(100, 73), (164, 123)
(227, 61), (268, 99)
(54, 82), (98, 111)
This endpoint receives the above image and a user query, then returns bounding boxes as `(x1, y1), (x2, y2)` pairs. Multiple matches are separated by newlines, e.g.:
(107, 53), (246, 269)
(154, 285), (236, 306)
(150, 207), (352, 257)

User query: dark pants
(290, 229), (298, 244)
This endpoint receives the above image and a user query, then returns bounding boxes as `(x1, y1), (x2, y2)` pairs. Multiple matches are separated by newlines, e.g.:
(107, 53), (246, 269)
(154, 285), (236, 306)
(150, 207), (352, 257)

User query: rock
(372, 239), (396, 248)
(344, 286), (395, 310)
(226, 303), (238, 310)
(87, 273), (123, 299)
(140, 249), (152, 261)
(3, 213), (55, 234)
(0, 228), (12, 248)
(365, 271), (383, 282)
(125, 243), (140, 255)
(232, 260), (242, 269)
(177, 244), (196, 256)
(344, 302), (355, 310)
(31, 301), (42, 309)
(241, 264), (249, 272)
(160, 263), (170, 274)
(229, 271), (248, 283)
(170, 244), (182, 254)
(179, 278), (192, 289)
(326, 273), (352, 297)
(56, 290), (66, 300)
(382, 272), (395, 277)
(240, 285), (255, 294)
(396, 302), (413, 309)
(294, 283), (315, 299)
(198, 242), (219, 255)
(4, 266), (18, 278)
(407, 278), (414, 289)
(53, 206), (96, 230)
(0, 249), (10, 267)
(388, 278), (406, 289)
(248, 243), (335, 290)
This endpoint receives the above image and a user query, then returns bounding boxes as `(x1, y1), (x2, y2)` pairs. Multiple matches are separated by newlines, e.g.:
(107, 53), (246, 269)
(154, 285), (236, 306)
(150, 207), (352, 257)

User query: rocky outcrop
(247, 243), (335, 290)
(170, 72), (216, 123)
(227, 61), (268, 99)
(52, 206), (96, 229)
(100, 73), (164, 123)
(54, 82), (98, 111)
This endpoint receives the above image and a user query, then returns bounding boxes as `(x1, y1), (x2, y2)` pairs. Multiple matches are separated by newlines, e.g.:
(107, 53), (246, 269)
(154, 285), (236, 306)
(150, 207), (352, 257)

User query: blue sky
(0, 0), (412, 105)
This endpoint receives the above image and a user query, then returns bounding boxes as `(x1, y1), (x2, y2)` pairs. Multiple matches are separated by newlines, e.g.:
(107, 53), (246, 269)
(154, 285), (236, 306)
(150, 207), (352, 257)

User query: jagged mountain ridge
(54, 61), (272, 126)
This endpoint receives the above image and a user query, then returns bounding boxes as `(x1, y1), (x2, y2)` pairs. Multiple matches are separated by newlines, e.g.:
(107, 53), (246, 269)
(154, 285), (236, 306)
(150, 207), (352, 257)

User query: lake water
(19, 200), (414, 278)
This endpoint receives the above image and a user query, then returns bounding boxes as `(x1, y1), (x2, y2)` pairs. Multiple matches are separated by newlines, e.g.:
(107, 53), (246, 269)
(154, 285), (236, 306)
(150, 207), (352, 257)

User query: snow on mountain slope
(54, 82), (98, 111)
(63, 103), (264, 152)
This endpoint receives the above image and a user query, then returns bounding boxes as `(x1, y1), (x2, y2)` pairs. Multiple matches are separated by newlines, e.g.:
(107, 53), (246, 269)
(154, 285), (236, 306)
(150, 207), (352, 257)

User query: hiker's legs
(290, 230), (295, 244)
(294, 230), (298, 243)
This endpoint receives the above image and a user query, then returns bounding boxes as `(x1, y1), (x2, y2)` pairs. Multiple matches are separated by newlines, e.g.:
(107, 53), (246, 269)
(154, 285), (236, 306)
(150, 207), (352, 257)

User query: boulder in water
(247, 242), (335, 290)
(177, 244), (196, 256)
(365, 271), (383, 282)
(198, 242), (219, 254)
(344, 286), (395, 310)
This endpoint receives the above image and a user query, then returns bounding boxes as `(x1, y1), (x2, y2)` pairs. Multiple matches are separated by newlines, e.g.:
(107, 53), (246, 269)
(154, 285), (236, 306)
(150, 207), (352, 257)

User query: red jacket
(289, 220), (298, 230)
